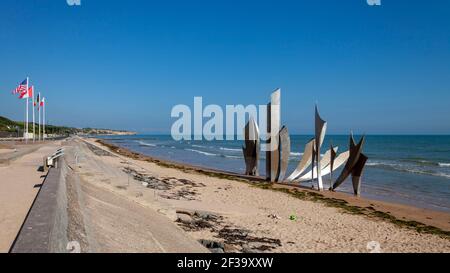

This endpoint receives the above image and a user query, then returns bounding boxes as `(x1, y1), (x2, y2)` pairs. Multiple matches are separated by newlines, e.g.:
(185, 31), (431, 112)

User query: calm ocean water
(96, 135), (450, 213)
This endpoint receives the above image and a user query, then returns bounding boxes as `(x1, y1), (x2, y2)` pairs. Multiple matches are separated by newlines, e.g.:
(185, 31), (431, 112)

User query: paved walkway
(0, 143), (60, 252)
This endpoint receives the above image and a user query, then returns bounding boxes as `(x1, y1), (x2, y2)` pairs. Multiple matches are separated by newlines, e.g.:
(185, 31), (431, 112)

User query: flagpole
(38, 92), (41, 141)
(43, 99), (46, 141)
(25, 77), (29, 143)
(32, 87), (35, 142)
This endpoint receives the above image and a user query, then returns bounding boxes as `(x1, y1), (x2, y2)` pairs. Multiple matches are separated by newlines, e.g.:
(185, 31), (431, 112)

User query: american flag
(12, 79), (28, 95)
(18, 86), (31, 99)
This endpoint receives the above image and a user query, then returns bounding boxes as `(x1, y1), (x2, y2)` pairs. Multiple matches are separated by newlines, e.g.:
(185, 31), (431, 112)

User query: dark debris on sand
(216, 226), (282, 253)
(177, 211), (224, 232)
(122, 167), (205, 200)
(123, 166), (282, 253)
(85, 142), (114, 157)
(176, 210), (282, 253)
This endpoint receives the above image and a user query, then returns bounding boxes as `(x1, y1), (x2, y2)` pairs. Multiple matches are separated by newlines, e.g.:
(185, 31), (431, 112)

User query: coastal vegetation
(0, 115), (136, 137)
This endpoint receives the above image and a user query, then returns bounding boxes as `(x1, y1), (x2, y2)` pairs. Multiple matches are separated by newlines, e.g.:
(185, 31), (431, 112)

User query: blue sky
(1, 0), (449, 134)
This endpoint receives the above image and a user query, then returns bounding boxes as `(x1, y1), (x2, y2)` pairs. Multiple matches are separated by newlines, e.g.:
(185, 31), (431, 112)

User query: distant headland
(0, 115), (136, 138)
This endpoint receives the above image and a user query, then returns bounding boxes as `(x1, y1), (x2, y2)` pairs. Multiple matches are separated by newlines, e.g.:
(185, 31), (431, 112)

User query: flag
(35, 92), (40, 107)
(40, 97), (45, 107)
(19, 85), (32, 99)
(28, 86), (34, 99)
(12, 79), (28, 95)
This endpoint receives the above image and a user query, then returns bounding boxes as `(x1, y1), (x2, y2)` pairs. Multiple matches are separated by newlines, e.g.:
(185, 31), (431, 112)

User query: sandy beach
(59, 136), (448, 253)
(1, 136), (449, 253)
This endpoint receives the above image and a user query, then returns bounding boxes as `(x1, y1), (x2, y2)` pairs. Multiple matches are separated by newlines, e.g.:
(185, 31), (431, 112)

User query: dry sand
(76, 137), (450, 253)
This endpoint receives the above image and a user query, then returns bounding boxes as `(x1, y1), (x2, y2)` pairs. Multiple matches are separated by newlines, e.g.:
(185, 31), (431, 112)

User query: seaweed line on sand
(253, 183), (450, 240)
(122, 167), (204, 201)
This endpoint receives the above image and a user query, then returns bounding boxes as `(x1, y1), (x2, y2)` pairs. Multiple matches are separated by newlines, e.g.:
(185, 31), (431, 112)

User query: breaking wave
(367, 161), (450, 179)
(137, 141), (157, 147)
(222, 155), (242, 159)
(220, 147), (242, 152)
(192, 144), (207, 148)
(185, 149), (217, 157)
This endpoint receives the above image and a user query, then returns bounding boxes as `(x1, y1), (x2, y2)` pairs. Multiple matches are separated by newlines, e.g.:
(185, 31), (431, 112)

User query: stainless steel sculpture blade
(266, 89), (281, 182)
(285, 139), (315, 182)
(315, 105), (327, 190)
(296, 147), (346, 182)
(265, 101), (272, 181)
(297, 151), (349, 182)
(255, 120), (260, 176)
(276, 126), (290, 182)
(320, 147), (336, 169)
(351, 153), (368, 196)
(332, 134), (366, 190)
(297, 148), (331, 182)
(242, 117), (260, 176)
(329, 144), (338, 190)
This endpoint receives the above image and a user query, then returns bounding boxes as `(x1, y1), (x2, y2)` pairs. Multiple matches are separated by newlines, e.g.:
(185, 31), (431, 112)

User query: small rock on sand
(210, 248), (224, 253)
(195, 211), (218, 220)
(268, 214), (281, 220)
(176, 213), (194, 224)
(198, 239), (225, 250)
(176, 210), (195, 216)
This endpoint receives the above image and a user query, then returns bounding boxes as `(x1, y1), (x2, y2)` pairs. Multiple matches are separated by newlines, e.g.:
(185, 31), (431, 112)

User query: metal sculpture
(351, 153), (368, 196)
(329, 143), (337, 190)
(314, 105), (327, 191)
(266, 89), (281, 182)
(242, 117), (260, 176)
(332, 134), (367, 195)
(245, 89), (369, 195)
(298, 147), (335, 181)
(276, 126), (291, 182)
(296, 148), (350, 182)
(285, 139), (315, 182)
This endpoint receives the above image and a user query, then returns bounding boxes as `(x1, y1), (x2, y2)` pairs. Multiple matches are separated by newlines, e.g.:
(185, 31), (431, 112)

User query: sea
(95, 135), (450, 213)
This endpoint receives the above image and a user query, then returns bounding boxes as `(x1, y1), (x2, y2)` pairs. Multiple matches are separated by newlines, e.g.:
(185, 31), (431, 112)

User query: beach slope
(71, 137), (450, 253)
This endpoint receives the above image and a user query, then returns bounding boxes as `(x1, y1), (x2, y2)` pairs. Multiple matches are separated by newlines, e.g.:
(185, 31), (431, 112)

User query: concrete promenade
(0, 142), (60, 252)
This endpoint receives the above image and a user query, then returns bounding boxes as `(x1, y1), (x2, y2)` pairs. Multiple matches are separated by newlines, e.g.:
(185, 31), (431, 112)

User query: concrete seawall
(10, 157), (69, 253)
